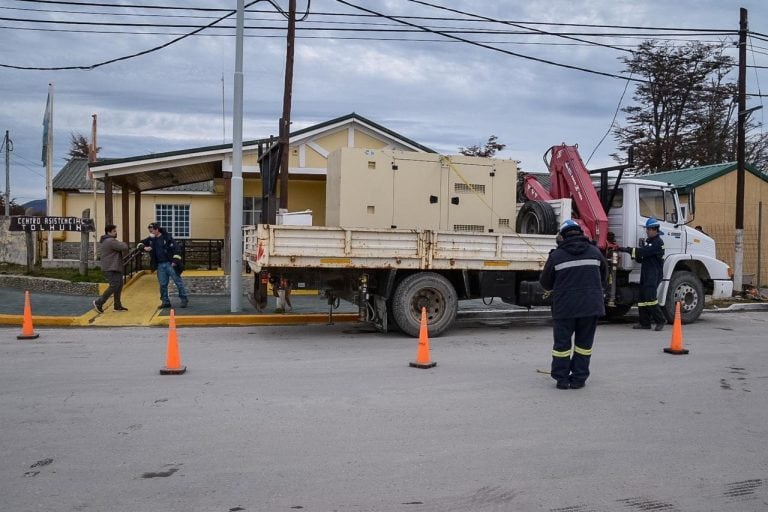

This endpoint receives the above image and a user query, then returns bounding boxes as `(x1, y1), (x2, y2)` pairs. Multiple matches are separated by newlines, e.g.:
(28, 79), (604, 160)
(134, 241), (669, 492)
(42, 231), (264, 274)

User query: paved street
(1, 312), (767, 512)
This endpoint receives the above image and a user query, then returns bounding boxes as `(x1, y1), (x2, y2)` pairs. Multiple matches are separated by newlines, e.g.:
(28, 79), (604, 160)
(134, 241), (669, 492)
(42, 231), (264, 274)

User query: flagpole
(46, 83), (54, 261)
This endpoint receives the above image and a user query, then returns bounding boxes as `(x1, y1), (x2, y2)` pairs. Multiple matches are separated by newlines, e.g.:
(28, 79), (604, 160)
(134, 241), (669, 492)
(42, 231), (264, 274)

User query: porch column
(134, 190), (142, 246)
(104, 176), (114, 225)
(223, 173), (231, 274)
(121, 186), (130, 245)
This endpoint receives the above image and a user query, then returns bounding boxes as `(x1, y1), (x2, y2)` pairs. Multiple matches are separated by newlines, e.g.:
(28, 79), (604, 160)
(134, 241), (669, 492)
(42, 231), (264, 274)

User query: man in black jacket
(139, 222), (189, 309)
(619, 217), (666, 331)
(540, 220), (608, 390)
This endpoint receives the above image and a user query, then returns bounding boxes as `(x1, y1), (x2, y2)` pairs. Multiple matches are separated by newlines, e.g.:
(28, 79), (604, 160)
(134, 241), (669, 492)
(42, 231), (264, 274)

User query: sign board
(9, 216), (95, 232)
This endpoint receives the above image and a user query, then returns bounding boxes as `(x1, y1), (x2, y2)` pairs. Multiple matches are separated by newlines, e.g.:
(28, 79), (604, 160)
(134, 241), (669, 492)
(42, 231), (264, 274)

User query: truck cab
(603, 178), (733, 322)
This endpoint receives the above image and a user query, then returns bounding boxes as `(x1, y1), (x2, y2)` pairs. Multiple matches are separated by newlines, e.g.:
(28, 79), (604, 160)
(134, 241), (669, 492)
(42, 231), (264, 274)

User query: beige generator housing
(326, 148), (519, 233)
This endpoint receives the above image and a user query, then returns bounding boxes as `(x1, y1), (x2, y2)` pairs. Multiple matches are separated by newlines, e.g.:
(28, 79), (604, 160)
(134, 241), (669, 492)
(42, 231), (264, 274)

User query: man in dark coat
(139, 222), (189, 309)
(93, 224), (129, 313)
(540, 220), (608, 390)
(620, 217), (666, 331)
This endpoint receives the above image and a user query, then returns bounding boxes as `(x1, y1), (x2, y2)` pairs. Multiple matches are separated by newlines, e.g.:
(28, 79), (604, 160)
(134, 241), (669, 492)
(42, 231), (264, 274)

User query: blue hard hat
(645, 217), (660, 229)
(559, 219), (582, 235)
(645, 217), (664, 234)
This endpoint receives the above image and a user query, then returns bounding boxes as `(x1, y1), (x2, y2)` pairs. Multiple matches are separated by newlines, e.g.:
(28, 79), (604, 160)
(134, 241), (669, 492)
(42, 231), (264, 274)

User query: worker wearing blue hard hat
(540, 219), (608, 390)
(619, 217), (666, 331)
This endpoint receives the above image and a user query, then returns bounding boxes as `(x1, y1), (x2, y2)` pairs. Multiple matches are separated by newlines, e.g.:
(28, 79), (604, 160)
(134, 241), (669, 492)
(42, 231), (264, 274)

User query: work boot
(92, 300), (104, 314)
(114, 306), (128, 311)
(180, 298), (188, 308)
(556, 381), (569, 390)
(654, 323), (665, 331)
(569, 381), (586, 389)
(632, 324), (651, 330)
(158, 302), (171, 309)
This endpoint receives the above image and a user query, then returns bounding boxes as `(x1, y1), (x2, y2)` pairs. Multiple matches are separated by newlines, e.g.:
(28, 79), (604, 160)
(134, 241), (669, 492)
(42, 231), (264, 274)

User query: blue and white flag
(41, 84), (52, 166)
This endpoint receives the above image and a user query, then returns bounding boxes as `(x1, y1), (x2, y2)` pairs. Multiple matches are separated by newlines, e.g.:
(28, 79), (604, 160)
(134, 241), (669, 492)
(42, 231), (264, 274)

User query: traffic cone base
(17, 290), (39, 340)
(409, 361), (437, 369)
(410, 307), (436, 369)
(663, 347), (689, 355)
(161, 310), (186, 375)
(664, 302), (689, 356)
(160, 365), (187, 375)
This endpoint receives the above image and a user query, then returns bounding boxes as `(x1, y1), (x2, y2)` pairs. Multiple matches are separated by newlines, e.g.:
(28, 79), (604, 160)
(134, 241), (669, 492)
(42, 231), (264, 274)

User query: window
(155, 204), (190, 238)
(638, 188), (677, 224)
(243, 197), (262, 225)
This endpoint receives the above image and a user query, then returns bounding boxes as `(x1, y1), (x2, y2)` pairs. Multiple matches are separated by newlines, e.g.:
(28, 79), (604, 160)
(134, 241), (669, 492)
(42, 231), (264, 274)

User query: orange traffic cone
(17, 290), (39, 340)
(663, 301), (689, 355)
(160, 310), (187, 374)
(409, 307), (436, 369)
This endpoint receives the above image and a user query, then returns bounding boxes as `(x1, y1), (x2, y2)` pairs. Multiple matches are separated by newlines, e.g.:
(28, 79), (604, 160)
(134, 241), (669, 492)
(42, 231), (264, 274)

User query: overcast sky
(1, 0), (766, 204)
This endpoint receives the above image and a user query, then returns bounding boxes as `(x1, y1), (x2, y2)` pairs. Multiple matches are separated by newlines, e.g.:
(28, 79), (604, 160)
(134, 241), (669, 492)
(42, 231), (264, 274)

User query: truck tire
(664, 271), (704, 324)
(391, 272), (458, 338)
(516, 201), (558, 235)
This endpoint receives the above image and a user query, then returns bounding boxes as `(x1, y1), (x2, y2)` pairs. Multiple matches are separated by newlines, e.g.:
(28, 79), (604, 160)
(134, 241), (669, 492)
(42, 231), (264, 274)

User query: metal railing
(122, 247), (145, 282)
(177, 239), (224, 270)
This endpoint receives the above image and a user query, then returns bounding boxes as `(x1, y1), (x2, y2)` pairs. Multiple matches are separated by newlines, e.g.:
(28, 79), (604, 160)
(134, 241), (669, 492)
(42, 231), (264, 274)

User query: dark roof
(54, 158), (214, 192)
(635, 162), (767, 193)
(90, 112), (435, 169)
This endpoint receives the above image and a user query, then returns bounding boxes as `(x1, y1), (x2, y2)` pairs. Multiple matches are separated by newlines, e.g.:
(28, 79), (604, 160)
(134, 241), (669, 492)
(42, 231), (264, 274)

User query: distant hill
(21, 199), (46, 215)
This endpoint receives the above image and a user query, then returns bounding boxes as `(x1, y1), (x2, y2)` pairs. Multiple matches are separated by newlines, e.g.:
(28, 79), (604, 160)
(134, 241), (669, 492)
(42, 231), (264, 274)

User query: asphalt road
(1, 312), (767, 512)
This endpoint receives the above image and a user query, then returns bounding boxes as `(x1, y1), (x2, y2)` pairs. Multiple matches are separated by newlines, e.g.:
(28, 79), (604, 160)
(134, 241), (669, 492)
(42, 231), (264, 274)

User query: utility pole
(278, 0), (296, 210)
(89, 114), (98, 260)
(734, 7), (747, 295)
(3, 130), (11, 217)
(229, 0), (245, 312)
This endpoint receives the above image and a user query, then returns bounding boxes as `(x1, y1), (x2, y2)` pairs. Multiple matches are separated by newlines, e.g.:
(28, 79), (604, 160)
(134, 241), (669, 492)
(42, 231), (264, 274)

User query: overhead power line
(335, 0), (643, 82)
(0, 0), (271, 70)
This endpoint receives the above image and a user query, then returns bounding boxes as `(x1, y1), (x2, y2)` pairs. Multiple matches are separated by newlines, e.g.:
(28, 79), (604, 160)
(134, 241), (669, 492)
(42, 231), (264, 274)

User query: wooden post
(80, 208), (90, 276)
(105, 176), (114, 225)
(134, 190), (141, 248)
(223, 174), (231, 274)
(25, 231), (34, 272)
(121, 186), (130, 246)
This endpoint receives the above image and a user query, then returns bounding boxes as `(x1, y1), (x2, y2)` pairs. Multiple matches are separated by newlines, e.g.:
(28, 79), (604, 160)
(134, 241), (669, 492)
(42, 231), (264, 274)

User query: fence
(705, 222), (765, 288)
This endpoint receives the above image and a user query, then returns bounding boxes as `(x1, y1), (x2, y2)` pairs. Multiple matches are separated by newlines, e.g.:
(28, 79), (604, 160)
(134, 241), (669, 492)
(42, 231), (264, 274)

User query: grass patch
(0, 263), (106, 283)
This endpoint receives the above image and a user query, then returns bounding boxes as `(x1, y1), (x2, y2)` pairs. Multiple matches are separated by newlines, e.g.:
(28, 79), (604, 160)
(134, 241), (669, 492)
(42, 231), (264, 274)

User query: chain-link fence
(705, 222), (766, 288)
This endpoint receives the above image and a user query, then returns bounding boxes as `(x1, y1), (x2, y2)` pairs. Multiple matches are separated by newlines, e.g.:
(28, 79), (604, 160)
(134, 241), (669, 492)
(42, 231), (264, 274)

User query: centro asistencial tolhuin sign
(9, 216), (95, 232)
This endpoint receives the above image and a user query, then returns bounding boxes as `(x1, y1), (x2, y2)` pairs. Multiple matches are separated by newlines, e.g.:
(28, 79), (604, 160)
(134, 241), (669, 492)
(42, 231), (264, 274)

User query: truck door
(637, 187), (683, 256)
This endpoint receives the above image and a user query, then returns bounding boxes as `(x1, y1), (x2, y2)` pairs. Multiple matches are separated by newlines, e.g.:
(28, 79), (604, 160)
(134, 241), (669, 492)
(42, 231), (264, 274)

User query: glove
(619, 247), (632, 254)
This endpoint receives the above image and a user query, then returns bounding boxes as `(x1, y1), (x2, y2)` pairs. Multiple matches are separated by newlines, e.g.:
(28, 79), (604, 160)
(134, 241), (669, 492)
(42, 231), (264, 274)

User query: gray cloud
(1, 0), (765, 203)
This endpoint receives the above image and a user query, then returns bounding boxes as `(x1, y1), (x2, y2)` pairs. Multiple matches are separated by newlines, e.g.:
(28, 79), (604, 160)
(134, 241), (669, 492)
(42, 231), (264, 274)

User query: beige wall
(55, 191), (225, 244)
(687, 172), (768, 285)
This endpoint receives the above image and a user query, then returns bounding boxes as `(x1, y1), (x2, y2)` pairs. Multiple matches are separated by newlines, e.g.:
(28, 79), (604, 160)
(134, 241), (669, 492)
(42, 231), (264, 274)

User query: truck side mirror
(689, 188), (696, 215)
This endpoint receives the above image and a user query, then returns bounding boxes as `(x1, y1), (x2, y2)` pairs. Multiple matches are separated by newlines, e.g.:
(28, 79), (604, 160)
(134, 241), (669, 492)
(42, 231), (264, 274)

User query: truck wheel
(664, 271), (704, 324)
(391, 272), (458, 337)
(516, 201), (558, 235)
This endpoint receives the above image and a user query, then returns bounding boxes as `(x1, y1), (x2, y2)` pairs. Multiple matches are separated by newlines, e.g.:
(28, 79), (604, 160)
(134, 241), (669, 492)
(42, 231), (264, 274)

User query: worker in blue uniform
(620, 217), (666, 331)
(540, 220), (608, 390)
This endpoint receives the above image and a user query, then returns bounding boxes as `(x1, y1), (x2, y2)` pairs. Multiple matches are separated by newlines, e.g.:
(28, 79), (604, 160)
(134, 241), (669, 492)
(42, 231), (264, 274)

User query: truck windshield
(639, 188), (678, 224)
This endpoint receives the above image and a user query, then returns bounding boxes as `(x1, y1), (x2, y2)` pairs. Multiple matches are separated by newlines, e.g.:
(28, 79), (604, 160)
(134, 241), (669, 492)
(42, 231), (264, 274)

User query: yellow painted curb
(150, 313), (360, 327)
(0, 314), (78, 327)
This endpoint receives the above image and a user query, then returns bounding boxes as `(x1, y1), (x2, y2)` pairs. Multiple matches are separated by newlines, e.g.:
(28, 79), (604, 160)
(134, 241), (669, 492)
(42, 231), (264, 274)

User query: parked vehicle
(243, 146), (733, 336)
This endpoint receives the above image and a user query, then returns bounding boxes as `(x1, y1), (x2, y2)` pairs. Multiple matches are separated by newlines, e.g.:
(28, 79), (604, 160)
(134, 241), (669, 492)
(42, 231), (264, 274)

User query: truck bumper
(712, 280), (734, 299)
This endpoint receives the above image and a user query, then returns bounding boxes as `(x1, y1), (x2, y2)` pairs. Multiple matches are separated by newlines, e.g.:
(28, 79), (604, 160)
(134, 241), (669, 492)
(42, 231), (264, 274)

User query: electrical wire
(0, 0), (271, 70)
(403, 0), (631, 53)
(334, 0), (644, 82)
(586, 73), (633, 165)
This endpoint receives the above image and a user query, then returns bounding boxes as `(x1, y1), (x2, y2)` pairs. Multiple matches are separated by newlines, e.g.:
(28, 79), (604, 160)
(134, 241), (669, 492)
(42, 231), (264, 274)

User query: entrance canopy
(88, 142), (256, 192)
